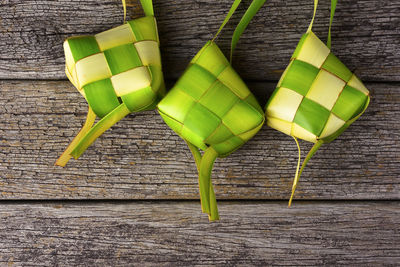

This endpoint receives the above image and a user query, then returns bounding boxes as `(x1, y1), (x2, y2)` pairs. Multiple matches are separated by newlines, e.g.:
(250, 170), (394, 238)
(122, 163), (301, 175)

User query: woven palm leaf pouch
(56, 0), (165, 167)
(265, 0), (370, 206)
(158, 0), (267, 221)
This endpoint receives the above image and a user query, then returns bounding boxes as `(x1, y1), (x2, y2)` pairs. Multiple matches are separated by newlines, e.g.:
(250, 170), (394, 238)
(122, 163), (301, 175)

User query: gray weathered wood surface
(1, 81), (399, 200)
(0, 0), (399, 265)
(0, 201), (399, 266)
(0, 0), (399, 81)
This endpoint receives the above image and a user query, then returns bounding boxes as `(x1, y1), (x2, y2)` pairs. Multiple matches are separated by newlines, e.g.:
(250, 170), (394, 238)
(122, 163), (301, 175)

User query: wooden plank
(0, 80), (399, 200)
(0, 201), (398, 265)
(0, 0), (399, 81)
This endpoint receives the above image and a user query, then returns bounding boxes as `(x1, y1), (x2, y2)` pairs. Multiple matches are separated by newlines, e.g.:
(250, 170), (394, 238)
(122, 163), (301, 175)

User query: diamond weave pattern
(158, 41), (265, 156)
(266, 32), (369, 143)
(64, 16), (165, 118)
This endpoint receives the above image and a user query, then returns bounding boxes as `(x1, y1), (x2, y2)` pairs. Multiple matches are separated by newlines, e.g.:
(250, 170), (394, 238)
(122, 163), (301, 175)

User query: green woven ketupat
(158, 0), (267, 221)
(265, 0), (370, 206)
(56, 0), (165, 167)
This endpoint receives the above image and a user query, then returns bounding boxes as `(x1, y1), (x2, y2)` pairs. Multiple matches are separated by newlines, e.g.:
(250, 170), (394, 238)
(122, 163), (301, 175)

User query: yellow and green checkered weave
(265, 0), (370, 206)
(64, 16), (164, 116)
(158, 0), (267, 221)
(266, 31), (369, 143)
(57, 0), (165, 167)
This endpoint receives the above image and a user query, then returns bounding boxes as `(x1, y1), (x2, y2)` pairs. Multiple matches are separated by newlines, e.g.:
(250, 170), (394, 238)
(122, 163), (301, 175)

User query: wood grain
(0, 0), (398, 264)
(0, 0), (399, 81)
(0, 80), (398, 200)
(0, 201), (399, 266)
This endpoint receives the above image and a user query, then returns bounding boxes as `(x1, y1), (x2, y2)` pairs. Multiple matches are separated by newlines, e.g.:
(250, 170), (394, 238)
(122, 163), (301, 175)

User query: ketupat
(157, 0), (267, 221)
(265, 0), (370, 206)
(56, 0), (165, 167)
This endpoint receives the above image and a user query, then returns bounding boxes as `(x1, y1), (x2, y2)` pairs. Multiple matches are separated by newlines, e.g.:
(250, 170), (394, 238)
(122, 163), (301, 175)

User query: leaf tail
(186, 141), (209, 214)
(186, 142), (220, 221)
(185, 141), (202, 173)
(288, 138), (323, 207)
(70, 103), (131, 159)
(55, 107), (96, 167)
(200, 147), (219, 221)
(288, 136), (301, 207)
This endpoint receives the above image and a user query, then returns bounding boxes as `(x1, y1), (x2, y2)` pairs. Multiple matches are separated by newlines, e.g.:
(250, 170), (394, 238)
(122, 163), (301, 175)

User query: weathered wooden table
(1, 0), (399, 265)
